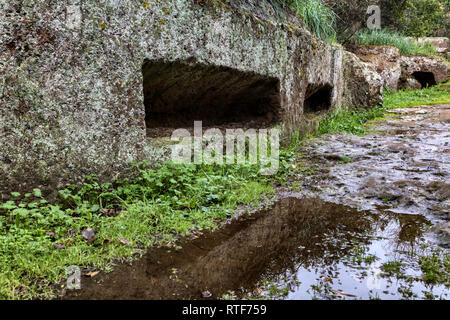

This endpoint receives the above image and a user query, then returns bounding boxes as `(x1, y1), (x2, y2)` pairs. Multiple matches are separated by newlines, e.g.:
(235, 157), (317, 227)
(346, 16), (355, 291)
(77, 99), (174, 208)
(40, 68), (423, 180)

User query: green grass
(356, 29), (438, 56)
(316, 104), (386, 136)
(270, 0), (336, 41)
(317, 81), (450, 136)
(418, 251), (450, 286)
(288, 0), (336, 41)
(384, 83), (450, 109)
(0, 161), (286, 299)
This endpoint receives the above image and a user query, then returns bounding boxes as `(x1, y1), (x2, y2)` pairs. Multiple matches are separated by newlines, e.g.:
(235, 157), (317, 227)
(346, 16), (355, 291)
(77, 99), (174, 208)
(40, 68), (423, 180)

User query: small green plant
(418, 251), (450, 286)
(317, 105), (386, 136)
(381, 261), (404, 277)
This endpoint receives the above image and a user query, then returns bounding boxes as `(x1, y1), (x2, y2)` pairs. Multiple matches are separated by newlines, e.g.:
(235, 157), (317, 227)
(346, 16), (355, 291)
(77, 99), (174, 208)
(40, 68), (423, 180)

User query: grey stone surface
(0, 0), (378, 193)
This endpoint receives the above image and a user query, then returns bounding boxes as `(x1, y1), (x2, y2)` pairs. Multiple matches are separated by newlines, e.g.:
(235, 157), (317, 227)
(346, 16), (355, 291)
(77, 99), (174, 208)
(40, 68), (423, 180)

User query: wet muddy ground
(64, 104), (449, 300)
(290, 104), (450, 244)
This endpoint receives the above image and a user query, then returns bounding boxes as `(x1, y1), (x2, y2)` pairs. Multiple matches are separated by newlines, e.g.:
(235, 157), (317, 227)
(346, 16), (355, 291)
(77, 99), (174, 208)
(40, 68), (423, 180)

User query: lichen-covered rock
(0, 0), (374, 194)
(342, 51), (383, 108)
(399, 55), (449, 90)
(352, 45), (401, 91)
(400, 78), (422, 90)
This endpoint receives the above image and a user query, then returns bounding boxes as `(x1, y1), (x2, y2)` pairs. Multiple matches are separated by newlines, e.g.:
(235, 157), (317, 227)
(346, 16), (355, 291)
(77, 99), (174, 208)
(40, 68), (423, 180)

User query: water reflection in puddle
(66, 198), (448, 300)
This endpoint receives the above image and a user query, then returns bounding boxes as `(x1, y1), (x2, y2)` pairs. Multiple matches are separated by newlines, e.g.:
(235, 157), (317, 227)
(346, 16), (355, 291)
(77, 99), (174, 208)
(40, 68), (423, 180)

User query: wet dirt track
(292, 104), (450, 242)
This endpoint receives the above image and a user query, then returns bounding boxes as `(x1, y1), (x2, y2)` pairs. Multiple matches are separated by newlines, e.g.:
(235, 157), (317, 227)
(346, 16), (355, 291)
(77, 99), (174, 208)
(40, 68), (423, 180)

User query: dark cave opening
(303, 84), (333, 114)
(142, 59), (281, 138)
(412, 71), (437, 89)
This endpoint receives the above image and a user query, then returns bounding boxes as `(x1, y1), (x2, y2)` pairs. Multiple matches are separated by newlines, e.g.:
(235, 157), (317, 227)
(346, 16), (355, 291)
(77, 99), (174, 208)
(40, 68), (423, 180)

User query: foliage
(355, 29), (438, 56)
(288, 0), (337, 41)
(328, 0), (449, 40)
(389, 0), (448, 37)
(316, 105), (386, 136)
(0, 161), (281, 299)
(418, 251), (450, 285)
(271, 0), (337, 41)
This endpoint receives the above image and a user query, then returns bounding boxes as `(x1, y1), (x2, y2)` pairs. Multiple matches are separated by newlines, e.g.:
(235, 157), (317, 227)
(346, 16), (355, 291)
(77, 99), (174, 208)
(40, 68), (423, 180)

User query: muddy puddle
(65, 197), (448, 300)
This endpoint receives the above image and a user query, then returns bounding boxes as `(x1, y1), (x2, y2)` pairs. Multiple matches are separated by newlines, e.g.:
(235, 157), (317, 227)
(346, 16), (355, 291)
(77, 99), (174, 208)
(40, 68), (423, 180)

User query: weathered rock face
(351, 45), (401, 91)
(399, 55), (449, 90)
(352, 45), (449, 91)
(0, 0), (377, 193)
(342, 51), (384, 109)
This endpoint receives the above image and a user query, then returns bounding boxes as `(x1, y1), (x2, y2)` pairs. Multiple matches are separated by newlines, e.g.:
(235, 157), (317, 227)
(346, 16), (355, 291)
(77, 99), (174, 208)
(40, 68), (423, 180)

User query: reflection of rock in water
(65, 198), (429, 300)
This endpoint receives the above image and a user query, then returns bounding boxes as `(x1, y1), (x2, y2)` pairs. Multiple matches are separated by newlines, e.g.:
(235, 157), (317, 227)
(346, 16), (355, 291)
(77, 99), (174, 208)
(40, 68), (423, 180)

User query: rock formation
(0, 0), (383, 193)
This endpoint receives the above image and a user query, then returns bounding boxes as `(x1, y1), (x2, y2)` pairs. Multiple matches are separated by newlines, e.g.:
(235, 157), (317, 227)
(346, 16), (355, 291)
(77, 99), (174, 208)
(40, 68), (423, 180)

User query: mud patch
(295, 104), (450, 220)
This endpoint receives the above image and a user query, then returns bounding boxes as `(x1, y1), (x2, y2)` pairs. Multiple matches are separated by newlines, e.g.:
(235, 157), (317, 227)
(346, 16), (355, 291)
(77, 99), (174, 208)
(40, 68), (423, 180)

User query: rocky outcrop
(342, 52), (384, 108)
(351, 46), (401, 91)
(0, 0), (381, 193)
(399, 55), (449, 90)
(352, 45), (449, 91)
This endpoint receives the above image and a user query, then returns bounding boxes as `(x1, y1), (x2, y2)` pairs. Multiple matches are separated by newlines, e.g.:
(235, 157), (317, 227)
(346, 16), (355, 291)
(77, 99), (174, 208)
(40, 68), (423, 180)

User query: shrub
(328, 0), (449, 40)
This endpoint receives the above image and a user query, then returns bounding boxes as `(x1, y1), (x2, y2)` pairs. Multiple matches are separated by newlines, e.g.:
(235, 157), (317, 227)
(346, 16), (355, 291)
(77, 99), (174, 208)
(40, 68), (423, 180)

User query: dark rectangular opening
(304, 84), (333, 114)
(412, 72), (437, 89)
(142, 59), (281, 138)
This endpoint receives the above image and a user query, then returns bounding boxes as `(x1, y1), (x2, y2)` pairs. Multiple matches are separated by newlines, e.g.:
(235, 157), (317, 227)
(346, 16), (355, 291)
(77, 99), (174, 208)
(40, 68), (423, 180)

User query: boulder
(342, 51), (384, 108)
(352, 45), (402, 91)
(399, 55), (449, 90)
(0, 0), (352, 193)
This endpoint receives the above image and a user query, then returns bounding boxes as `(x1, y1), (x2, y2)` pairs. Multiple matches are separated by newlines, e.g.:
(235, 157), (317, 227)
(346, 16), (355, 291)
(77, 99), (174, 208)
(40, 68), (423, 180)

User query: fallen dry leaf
(118, 238), (130, 246)
(331, 289), (356, 298)
(85, 271), (100, 277)
(53, 243), (66, 249)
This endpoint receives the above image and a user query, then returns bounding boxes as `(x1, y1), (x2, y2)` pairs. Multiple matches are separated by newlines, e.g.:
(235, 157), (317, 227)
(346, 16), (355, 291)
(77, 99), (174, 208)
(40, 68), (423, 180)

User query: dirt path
(286, 104), (450, 246)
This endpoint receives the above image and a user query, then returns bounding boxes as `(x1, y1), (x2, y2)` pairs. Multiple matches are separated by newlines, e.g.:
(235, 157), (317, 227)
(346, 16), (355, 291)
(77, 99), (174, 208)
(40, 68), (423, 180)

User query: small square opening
(304, 84), (333, 114)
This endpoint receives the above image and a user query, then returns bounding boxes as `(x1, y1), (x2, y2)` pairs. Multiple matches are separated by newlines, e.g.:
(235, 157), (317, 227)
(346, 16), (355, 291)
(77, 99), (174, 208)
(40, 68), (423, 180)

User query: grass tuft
(270, 0), (336, 41)
(355, 29), (438, 56)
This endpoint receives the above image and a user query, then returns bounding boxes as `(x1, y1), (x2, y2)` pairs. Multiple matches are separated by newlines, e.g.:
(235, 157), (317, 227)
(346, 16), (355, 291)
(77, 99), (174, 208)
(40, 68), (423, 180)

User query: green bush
(356, 29), (437, 56)
(391, 0), (448, 37)
(328, 0), (449, 40)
